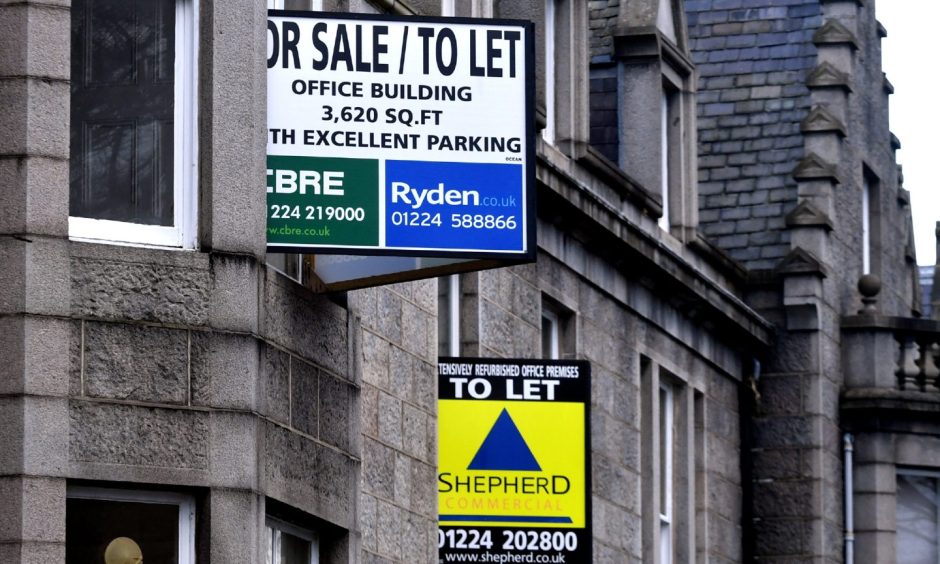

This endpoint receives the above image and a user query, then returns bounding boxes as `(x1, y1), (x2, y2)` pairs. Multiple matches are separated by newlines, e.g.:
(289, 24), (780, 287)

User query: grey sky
(876, 1), (940, 266)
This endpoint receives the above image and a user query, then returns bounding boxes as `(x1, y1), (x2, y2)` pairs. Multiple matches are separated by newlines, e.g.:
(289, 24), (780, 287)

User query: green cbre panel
(266, 155), (379, 248)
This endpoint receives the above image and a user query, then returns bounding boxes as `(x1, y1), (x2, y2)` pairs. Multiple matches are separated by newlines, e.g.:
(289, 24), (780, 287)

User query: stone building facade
(1, 1), (938, 564)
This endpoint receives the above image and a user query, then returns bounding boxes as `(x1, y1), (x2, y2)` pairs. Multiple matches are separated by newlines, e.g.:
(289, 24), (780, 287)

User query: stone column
(0, 2), (72, 562)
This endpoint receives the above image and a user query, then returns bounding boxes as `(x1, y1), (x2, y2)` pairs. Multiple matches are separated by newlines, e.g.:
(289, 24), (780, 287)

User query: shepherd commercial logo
(439, 408), (573, 524)
(438, 400), (584, 527)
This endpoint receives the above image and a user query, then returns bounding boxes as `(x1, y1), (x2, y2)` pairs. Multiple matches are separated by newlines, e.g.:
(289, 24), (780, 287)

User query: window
(861, 167), (881, 276)
(897, 470), (940, 564)
(542, 0), (556, 143)
(66, 486), (195, 564)
(642, 358), (700, 563)
(268, 0), (323, 9)
(541, 297), (574, 360)
(439, 274), (460, 357)
(268, 252), (304, 283)
(659, 90), (671, 231)
(658, 380), (674, 564)
(541, 308), (559, 359)
(598, 0), (697, 240)
(267, 517), (319, 564)
(69, 0), (198, 248)
(862, 176), (871, 274)
(441, 0), (456, 17)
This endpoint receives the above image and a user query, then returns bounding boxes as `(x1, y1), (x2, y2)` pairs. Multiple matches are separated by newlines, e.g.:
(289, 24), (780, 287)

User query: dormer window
(587, 0), (698, 241)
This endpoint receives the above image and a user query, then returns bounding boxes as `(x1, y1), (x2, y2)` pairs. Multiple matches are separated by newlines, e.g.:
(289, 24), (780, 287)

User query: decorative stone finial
(858, 274), (881, 314)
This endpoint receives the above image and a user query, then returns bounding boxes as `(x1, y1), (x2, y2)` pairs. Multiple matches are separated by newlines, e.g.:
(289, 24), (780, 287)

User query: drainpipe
(844, 433), (855, 564)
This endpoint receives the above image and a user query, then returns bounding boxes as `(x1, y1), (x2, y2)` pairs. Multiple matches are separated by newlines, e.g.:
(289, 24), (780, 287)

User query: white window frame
(69, 0), (199, 250)
(67, 485), (196, 564)
(267, 516), (319, 564)
(542, 0), (557, 144)
(658, 380), (674, 564)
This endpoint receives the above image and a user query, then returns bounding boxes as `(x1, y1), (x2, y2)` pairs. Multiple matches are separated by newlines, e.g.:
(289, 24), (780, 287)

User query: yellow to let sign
(439, 399), (586, 527)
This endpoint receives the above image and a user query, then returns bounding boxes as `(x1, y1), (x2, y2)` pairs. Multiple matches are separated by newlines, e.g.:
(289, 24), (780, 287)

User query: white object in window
(897, 470), (940, 564)
(542, 0), (556, 144)
(441, 0), (456, 17)
(439, 274), (461, 357)
(271, 0), (324, 9)
(69, 0), (199, 249)
(66, 486), (195, 564)
(542, 308), (560, 360)
(659, 91), (671, 231)
(658, 381), (674, 564)
(862, 176), (871, 275)
(657, 0), (677, 44)
(267, 516), (319, 564)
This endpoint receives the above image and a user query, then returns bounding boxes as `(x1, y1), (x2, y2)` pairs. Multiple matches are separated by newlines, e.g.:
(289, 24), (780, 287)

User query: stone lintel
(807, 62), (852, 92)
(785, 200), (834, 231)
(793, 153), (840, 184)
(813, 20), (859, 50)
(612, 27), (661, 62)
(800, 105), (847, 137)
(611, 26), (694, 74)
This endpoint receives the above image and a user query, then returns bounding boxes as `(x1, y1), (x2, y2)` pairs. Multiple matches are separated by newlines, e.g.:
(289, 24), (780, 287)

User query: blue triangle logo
(467, 409), (541, 471)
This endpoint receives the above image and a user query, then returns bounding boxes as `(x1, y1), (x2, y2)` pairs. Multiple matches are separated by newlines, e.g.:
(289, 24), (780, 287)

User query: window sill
(69, 216), (196, 250)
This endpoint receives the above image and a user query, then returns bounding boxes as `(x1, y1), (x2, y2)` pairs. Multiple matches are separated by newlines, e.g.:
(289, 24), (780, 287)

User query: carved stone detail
(813, 20), (859, 50)
(793, 153), (840, 183)
(777, 247), (828, 278)
(785, 200), (834, 231)
(807, 62), (851, 91)
(800, 105), (847, 137)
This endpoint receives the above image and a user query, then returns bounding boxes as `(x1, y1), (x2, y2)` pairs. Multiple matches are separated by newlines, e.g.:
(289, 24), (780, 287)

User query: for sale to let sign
(266, 12), (535, 259)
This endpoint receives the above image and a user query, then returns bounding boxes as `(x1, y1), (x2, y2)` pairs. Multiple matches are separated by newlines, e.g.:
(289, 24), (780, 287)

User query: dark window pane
(280, 530), (312, 564)
(70, 0), (176, 226)
(589, 64), (619, 164)
(541, 315), (553, 359)
(66, 497), (179, 564)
